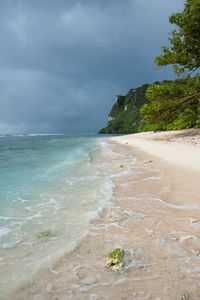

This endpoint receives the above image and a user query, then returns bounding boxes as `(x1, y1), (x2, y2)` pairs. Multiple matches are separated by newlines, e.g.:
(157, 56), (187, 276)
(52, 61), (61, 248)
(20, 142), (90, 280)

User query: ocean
(0, 134), (114, 297)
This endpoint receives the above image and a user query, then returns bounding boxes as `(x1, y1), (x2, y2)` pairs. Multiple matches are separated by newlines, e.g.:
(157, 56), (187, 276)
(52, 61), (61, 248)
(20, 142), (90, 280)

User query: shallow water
(0, 134), (114, 297)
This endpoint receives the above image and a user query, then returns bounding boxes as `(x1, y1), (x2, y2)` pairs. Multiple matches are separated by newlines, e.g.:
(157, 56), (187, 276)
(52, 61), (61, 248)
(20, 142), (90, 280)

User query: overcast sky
(0, 0), (184, 134)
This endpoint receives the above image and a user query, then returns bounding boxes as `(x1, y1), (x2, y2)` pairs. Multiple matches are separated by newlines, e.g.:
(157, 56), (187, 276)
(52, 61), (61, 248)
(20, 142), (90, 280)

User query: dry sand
(11, 129), (200, 300)
(111, 128), (200, 173)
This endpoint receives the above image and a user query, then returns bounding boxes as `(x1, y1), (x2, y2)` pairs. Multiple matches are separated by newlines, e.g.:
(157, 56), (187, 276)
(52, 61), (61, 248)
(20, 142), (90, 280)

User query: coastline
(11, 129), (200, 299)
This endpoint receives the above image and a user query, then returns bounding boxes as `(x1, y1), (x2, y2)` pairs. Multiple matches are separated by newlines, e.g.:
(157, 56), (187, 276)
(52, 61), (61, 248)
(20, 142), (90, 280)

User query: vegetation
(106, 248), (125, 272)
(155, 0), (200, 76)
(140, 0), (200, 131)
(99, 0), (200, 134)
(99, 84), (149, 134)
(140, 76), (200, 131)
(36, 229), (55, 239)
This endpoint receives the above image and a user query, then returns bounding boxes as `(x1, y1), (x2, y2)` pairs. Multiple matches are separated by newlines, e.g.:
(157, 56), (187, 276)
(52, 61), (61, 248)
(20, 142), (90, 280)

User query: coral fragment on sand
(143, 159), (153, 164)
(181, 293), (191, 300)
(106, 248), (125, 272)
(117, 164), (124, 170)
(189, 218), (198, 223)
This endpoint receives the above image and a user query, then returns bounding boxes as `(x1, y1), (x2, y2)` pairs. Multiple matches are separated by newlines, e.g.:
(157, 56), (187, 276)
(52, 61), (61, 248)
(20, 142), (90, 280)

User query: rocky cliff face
(99, 83), (149, 134)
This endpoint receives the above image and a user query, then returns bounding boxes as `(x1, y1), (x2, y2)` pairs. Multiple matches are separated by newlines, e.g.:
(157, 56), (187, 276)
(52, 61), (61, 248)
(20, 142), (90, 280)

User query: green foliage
(140, 0), (200, 131)
(155, 0), (200, 75)
(167, 107), (198, 130)
(140, 76), (200, 131)
(99, 84), (149, 134)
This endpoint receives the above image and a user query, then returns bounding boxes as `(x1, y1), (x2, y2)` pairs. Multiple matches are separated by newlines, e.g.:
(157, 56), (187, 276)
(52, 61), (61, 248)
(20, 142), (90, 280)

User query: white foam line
(152, 197), (200, 210)
(0, 239), (22, 249)
(113, 194), (200, 211)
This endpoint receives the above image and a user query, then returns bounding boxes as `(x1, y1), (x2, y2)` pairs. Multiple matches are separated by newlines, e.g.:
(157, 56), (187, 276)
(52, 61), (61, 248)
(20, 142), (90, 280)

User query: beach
(11, 129), (200, 300)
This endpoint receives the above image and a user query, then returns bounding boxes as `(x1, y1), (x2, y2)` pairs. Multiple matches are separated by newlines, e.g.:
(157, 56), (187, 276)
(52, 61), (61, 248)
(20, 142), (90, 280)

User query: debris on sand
(106, 248), (125, 272)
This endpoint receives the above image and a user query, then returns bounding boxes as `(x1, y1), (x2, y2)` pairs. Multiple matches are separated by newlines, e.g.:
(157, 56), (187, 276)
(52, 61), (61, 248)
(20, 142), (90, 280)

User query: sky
(0, 0), (184, 134)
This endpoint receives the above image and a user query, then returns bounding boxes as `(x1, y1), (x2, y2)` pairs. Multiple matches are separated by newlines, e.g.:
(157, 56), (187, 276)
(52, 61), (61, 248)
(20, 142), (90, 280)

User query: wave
(27, 133), (64, 136)
(0, 227), (12, 237)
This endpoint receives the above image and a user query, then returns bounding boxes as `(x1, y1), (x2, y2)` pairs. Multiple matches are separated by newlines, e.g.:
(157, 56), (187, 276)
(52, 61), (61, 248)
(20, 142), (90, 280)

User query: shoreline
(11, 129), (200, 299)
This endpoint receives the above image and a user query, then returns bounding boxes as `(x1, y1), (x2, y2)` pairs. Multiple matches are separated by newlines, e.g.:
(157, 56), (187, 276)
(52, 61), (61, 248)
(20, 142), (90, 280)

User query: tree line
(140, 0), (200, 131)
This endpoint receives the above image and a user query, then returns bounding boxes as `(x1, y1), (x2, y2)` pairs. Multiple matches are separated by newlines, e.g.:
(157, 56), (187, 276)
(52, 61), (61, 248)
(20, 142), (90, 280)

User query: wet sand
(11, 129), (200, 300)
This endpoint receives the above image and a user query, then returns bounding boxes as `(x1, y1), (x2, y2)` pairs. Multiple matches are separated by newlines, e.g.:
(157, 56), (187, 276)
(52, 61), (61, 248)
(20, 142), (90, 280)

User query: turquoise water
(0, 134), (113, 297)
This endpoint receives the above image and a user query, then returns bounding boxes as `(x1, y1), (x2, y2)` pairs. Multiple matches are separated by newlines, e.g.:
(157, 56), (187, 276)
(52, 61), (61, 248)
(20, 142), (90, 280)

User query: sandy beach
(111, 129), (200, 173)
(12, 129), (200, 300)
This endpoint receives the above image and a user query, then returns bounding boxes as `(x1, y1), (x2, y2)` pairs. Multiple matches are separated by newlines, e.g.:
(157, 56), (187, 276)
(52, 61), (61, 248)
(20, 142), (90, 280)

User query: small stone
(117, 164), (124, 170)
(179, 235), (193, 243)
(190, 218), (198, 223)
(191, 249), (200, 256)
(181, 293), (191, 300)
(143, 159), (153, 164)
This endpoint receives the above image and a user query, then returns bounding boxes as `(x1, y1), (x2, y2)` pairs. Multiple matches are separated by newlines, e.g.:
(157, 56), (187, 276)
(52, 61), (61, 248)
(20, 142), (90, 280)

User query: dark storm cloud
(0, 0), (183, 133)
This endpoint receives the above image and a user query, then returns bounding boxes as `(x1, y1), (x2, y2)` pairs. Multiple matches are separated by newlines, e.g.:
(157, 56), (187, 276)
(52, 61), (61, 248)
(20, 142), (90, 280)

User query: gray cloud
(0, 0), (183, 133)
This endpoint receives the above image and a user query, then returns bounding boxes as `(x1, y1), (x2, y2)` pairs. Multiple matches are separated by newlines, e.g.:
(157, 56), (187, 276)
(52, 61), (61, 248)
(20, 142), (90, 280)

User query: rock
(106, 248), (125, 272)
(191, 249), (200, 256)
(181, 293), (191, 300)
(143, 159), (153, 164)
(189, 218), (198, 223)
(98, 84), (150, 134)
(117, 163), (124, 170)
(179, 235), (193, 243)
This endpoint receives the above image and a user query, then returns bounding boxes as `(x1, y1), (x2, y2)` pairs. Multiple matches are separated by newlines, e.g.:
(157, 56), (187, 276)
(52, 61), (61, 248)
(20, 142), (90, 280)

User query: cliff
(99, 83), (149, 134)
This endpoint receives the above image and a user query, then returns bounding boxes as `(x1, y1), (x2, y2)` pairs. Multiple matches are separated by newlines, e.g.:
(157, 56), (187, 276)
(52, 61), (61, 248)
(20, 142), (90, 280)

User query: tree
(140, 0), (200, 131)
(155, 0), (200, 76)
(139, 77), (200, 131)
